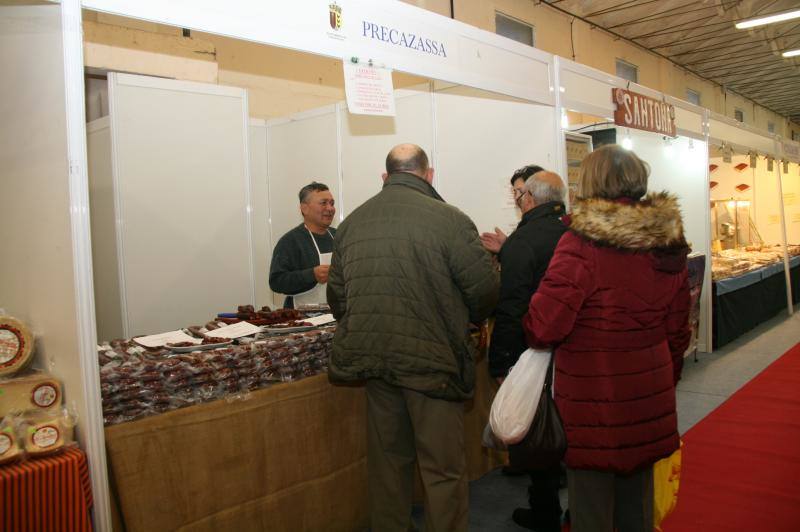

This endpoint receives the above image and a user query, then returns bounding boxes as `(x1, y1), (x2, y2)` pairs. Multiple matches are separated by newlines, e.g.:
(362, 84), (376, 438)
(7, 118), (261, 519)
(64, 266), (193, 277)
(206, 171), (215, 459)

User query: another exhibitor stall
(707, 114), (796, 348)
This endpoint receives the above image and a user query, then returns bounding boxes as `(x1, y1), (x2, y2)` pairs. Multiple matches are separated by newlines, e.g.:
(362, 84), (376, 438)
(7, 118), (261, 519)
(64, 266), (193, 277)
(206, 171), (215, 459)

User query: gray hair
(525, 172), (565, 204)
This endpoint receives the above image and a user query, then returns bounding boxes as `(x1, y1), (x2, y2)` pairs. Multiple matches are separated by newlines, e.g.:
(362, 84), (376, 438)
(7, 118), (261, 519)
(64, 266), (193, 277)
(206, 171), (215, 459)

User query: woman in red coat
(522, 145), (691, 532)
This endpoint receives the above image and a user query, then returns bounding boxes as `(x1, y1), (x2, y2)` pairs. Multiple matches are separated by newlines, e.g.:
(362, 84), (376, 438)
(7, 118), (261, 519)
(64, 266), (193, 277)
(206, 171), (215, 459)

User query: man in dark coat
(484, 169), (568, 531)
(327, 143), (498, 532)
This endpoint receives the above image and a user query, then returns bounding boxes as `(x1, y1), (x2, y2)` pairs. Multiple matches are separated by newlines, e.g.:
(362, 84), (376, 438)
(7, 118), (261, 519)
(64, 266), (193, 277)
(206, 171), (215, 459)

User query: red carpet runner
(662, 342), (800, 531)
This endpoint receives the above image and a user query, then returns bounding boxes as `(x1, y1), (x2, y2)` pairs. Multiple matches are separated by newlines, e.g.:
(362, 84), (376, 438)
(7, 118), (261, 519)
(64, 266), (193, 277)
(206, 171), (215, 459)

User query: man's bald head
(386, 144), (430, 179)
(525, 170), (565, 205)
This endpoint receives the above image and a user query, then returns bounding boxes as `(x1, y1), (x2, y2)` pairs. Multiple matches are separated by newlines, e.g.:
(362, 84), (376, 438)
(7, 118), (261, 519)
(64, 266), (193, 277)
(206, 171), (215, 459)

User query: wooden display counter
(106, 351), (505, 531)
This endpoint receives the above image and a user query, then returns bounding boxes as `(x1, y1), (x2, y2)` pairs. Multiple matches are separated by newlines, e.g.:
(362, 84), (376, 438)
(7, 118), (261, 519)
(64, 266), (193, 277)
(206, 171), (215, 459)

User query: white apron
(293, 228), (333, 306)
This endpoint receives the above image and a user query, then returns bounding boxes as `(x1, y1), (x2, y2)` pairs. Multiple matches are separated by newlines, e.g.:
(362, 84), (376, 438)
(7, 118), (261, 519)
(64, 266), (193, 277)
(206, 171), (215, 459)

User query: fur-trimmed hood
(568, 192), (690, 273)
(569, 192), (687, 251)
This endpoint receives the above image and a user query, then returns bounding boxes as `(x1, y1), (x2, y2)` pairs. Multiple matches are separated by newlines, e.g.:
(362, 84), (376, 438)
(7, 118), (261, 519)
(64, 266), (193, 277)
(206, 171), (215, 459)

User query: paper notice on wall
(343, 61), (396, 116)
(768, 215), (780, 225)
(134, 330), (201, 348)
(783, 192), (797, 206)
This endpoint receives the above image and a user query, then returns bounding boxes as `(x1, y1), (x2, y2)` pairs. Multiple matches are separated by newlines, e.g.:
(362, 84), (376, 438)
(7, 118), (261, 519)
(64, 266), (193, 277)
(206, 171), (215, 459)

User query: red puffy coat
(523, 193), (691, 474)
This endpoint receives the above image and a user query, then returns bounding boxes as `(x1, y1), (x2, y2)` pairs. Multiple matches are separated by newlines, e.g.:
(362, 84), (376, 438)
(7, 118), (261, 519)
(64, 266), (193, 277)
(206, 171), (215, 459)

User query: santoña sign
(361, 21), (447, 57)
(613, 88), (676, 137)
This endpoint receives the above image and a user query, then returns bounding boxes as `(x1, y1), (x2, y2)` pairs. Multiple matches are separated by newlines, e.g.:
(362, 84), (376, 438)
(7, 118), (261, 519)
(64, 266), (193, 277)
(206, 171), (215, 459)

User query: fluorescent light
(622, 136), (633, 150)
(735, 9), (800, 29)
(783, 49), (800, 58)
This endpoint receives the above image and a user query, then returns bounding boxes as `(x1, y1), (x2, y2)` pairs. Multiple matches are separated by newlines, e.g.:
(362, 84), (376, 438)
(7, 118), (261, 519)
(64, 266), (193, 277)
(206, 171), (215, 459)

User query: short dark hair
(298, 182), (330, 203)
(386, 146), (429, 176)
(510, 165), (545, 185)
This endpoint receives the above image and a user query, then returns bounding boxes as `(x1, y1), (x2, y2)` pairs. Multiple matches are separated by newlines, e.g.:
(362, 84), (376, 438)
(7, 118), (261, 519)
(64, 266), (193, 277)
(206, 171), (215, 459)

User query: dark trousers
(567, 466), (654, 532)
(527, 466), (563, 531)
(365, 379), (467, 532)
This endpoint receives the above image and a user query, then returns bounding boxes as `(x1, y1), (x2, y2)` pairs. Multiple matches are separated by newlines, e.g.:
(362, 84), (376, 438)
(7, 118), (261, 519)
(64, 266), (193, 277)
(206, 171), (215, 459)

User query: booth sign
(613, 88), (676, 138)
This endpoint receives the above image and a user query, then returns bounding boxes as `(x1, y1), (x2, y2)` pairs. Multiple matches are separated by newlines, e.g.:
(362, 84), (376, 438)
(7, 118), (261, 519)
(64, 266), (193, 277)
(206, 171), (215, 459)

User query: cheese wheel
(0, 317), (34, 377)
(0, 373), (62, 417)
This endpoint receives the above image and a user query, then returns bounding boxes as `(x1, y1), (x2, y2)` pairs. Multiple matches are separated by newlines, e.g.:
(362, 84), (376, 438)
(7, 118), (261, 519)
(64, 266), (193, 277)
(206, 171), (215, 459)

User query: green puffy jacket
(327, 172), (499, 400)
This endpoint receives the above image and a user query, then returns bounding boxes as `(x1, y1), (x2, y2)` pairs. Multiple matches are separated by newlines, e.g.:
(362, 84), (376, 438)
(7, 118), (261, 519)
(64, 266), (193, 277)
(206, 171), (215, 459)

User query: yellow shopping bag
(653, 440), (682, 531)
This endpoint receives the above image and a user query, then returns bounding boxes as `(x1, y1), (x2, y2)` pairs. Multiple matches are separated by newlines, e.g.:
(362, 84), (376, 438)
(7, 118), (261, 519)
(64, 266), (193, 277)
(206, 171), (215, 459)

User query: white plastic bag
(489, 348), (552, 444)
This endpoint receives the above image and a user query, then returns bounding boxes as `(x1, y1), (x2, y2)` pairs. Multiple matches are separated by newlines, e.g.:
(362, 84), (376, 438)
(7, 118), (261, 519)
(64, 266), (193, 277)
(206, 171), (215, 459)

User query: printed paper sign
(206, 321), (263, 339)
(134, 330), (202, 348)
(304, 314), (336, 326)
(343, 61), (396, 116)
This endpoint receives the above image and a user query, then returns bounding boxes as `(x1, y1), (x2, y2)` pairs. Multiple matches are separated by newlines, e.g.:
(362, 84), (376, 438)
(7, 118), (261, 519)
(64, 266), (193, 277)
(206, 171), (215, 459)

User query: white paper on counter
(134, 330), (202, 348)
(206, 321), (263, 339)
(304, 313), (336, 326)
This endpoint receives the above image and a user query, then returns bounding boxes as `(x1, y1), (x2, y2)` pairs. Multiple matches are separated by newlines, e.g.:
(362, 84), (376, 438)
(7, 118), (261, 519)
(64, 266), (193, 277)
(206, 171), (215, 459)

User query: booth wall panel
(560, 69), (614, 117)
(629, 130), (712, 353)
(674, 106), (703, 137)
(340, 86), (434, 216)
(753, 164), (783, 246)
(248, 122), (274, 309)
(434, 86), (558, 235)
(709, 118), (775, 156)
(108, 73), (253, 337)
(0, 2), (105, 501)
(709, 156), (755, 202)
(782, 165), (800, 244)
(267, 110), (340, 244)
(87, 121), (125, 341)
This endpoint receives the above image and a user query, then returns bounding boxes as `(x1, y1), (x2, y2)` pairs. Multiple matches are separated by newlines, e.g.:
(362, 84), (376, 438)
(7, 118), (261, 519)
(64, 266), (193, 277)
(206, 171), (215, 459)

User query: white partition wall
(249, 120), (274, 309)
(1, 3), (110, 529)
(630, 130), (710, 257)
(434, 85), (558, 235)
(88, 73), (254, 339)
(782, 162), (800, 244)
(340, 85), (434, 215)
(754, 163), (785, 246)
(267, 107), (340, 239)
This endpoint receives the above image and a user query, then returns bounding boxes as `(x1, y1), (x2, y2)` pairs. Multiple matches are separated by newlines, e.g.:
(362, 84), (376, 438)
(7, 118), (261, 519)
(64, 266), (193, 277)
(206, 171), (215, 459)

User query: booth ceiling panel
(543, 0), (800, 124)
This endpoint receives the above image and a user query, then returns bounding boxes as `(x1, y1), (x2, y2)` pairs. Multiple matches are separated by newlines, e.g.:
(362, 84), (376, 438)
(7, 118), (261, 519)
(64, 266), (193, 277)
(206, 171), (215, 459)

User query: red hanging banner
(612, 88), (677, 138)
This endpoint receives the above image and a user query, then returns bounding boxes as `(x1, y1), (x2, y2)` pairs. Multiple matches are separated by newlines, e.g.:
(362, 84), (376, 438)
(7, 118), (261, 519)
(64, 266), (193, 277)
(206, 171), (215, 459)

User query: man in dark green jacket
(327, 144), (498, 532)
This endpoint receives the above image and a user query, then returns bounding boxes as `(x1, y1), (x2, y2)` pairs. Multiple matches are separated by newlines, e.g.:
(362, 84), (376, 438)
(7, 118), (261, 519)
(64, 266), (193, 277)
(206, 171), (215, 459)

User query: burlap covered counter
(105, 351), (505, 531)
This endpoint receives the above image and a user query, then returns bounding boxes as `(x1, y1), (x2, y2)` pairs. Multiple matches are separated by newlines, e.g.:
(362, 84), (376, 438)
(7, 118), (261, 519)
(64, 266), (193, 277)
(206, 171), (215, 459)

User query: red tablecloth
(0, 447), (93, 532)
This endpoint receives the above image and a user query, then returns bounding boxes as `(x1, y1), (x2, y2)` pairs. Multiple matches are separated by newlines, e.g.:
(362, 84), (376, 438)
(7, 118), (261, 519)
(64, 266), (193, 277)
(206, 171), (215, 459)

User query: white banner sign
(343, 61), (395, 116)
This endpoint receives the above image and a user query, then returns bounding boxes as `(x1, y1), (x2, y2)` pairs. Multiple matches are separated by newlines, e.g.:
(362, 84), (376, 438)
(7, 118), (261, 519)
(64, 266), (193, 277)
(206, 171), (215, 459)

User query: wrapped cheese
(22, 412), (74, 457)
(0, 421), (22, 465)
(0, 316), (35, 377)
(0, 372), (62, 416)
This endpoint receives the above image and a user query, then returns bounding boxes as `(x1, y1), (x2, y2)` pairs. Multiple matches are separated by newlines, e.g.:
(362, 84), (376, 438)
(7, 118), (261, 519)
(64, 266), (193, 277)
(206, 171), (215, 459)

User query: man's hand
(313, 265), (330, 284)
(480, 227), (507, 254)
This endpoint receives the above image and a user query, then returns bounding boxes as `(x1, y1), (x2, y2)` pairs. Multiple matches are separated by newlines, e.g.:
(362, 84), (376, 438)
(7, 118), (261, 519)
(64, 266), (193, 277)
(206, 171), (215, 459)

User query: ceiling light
(783, 49), (800, 58)
(735, 9), (800, 29)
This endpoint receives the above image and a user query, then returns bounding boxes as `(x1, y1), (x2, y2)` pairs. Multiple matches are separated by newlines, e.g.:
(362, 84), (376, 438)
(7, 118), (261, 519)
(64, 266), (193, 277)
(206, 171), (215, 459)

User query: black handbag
(508, 354), (567, 471)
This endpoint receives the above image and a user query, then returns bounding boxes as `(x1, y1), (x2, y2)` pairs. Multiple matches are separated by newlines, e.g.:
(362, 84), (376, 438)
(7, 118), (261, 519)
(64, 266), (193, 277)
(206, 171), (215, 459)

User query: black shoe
(511, 508), (561, 532)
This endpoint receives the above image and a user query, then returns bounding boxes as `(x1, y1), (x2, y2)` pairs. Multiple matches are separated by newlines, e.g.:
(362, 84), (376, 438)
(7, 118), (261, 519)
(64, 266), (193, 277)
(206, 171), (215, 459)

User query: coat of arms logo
(329, 3), (342, 31)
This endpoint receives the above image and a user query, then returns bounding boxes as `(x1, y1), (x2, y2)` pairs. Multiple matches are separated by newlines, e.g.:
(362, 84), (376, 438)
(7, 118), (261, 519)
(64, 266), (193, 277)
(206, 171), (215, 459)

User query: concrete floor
(412, 310), (800, 531)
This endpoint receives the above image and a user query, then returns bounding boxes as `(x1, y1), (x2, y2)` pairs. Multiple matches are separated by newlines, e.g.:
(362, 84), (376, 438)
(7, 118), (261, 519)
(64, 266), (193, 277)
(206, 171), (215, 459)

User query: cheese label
(32, 383), (59, 408)
(0, 434), (11, 455)
(0, 328), (22, 366)
(32, 425), (59, 448)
